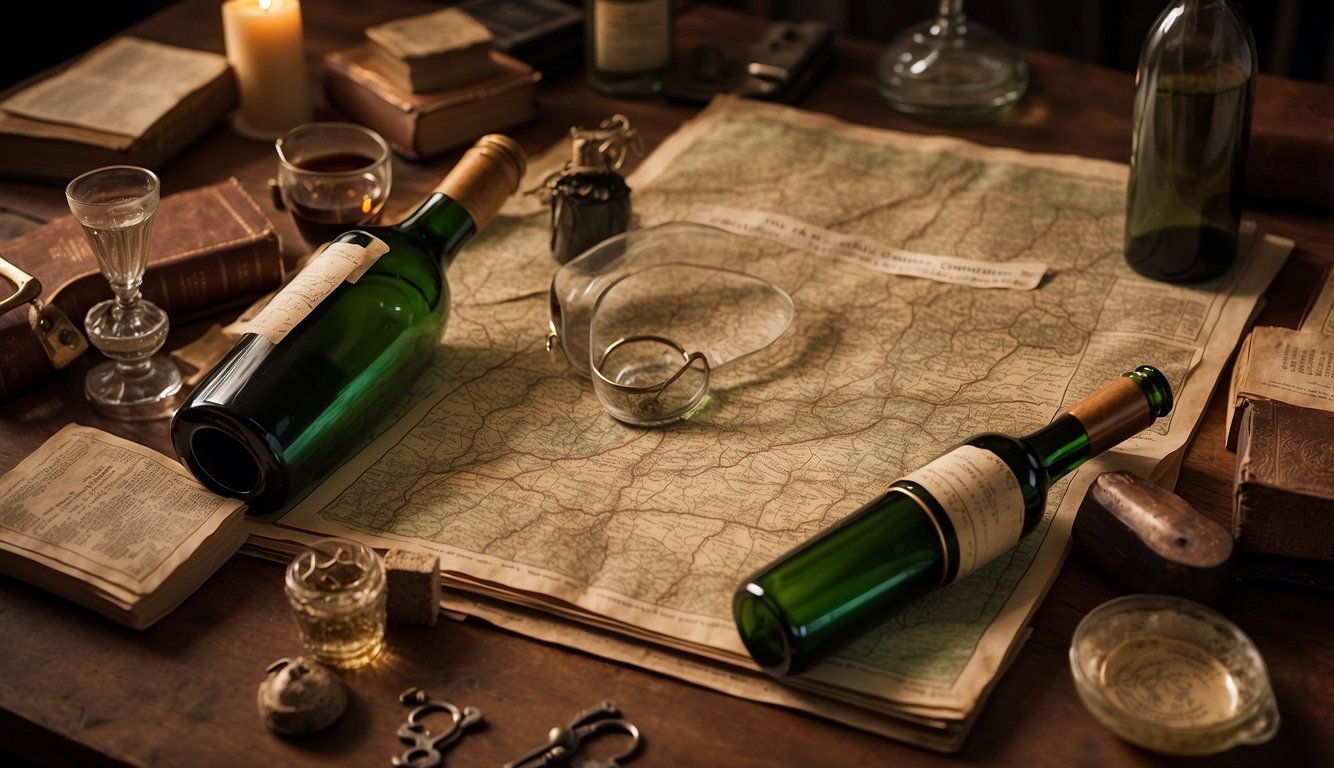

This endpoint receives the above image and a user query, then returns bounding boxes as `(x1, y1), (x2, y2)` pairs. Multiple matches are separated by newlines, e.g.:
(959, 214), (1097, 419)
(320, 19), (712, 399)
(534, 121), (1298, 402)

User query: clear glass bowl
(1069, 594), (1279, 756)
(547, 222), (795, 427)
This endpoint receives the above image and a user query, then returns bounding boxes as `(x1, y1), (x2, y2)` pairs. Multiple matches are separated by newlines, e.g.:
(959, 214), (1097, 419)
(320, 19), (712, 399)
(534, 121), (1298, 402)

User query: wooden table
(2, 1), (1332, 765)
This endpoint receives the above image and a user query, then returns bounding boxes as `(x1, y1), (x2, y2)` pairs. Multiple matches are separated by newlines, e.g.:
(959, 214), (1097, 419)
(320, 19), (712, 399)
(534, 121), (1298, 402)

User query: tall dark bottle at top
(172, 135), (526, 514)
(1124, 0), (1256, 282)
(733, 366), (1173, 676)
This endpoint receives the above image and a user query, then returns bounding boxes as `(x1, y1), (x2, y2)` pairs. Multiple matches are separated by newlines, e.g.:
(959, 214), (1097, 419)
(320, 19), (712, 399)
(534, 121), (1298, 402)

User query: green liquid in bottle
(172, 136), (525, 514)
(734, 366), (1173, 676)
(1123, 1), (1256, 283)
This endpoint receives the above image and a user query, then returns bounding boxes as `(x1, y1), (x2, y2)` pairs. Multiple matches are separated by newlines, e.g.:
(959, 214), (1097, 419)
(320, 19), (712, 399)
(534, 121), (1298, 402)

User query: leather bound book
(0, 177), (284, 399)
(1233, 397), (1334, 562)
(323, 45), (539, 160)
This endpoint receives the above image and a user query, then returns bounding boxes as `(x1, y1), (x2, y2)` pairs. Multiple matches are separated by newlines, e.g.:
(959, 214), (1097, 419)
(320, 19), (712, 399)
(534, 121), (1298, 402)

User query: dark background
(3, 1), (1332, 91)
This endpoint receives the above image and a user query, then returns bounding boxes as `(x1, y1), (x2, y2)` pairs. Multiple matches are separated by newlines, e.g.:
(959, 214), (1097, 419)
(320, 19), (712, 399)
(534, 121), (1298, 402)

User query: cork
(384, 549), (441, 626)
(436, 134), (526, 229)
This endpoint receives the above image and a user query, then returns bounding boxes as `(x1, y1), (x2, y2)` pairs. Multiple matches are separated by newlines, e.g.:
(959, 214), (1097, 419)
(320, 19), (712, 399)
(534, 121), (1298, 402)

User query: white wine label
(594, 0), (670, 73)
(902, 446), (1025, 581)
(689, 206), (1048, 290)
(236, 236), (390, 345)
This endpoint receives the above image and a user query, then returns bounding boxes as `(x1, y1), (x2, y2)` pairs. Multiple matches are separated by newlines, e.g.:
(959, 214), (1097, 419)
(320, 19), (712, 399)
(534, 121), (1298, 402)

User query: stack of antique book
(1228, 267), (1334, 578)
(324, 6), (541, 160)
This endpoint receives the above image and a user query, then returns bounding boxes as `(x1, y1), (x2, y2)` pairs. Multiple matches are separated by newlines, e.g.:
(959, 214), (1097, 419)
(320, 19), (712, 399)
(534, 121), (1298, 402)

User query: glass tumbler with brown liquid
(275, 122), (392, 247)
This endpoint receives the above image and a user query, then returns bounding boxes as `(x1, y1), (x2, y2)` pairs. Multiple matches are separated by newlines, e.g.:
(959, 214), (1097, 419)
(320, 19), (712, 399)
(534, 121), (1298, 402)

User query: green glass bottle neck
(1020, 366), (1173, 484)
(1019, 414), (1091, 484)
(395, 192), (478, 266)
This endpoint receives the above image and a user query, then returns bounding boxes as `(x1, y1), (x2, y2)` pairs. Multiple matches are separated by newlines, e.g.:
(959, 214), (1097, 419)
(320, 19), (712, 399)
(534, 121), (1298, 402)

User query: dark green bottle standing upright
(733, 366), (1173, 676)
(1124, 0), (1256, 282)
(171, 135), (526, 515)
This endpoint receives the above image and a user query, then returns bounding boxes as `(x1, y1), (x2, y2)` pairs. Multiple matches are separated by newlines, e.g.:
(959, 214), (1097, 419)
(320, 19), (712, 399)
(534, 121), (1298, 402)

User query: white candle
(222, 0), (313, 139)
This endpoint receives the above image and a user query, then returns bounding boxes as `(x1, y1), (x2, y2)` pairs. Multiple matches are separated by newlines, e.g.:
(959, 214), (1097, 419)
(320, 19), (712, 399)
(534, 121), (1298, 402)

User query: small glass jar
(284, 538), (386, 669)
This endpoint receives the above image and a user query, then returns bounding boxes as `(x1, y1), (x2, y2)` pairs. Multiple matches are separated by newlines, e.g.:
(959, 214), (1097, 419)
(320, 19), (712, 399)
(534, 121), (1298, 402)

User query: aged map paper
(248, 96), (1289, 750)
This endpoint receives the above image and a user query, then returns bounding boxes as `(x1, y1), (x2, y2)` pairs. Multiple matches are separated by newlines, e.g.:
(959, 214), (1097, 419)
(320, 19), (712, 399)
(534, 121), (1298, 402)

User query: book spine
(0, 233), (283, 400)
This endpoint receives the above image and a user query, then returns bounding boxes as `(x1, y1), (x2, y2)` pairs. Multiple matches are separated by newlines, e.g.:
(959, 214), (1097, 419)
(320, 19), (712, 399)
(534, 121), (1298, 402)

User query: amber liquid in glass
(288, 151), (387, 245)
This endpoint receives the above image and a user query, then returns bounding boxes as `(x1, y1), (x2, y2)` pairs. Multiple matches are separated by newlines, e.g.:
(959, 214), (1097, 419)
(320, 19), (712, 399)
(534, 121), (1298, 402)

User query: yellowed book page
(0, 424), (245, 598)
(1234, 326), (1334, 412)
(0, 37), (229, 138)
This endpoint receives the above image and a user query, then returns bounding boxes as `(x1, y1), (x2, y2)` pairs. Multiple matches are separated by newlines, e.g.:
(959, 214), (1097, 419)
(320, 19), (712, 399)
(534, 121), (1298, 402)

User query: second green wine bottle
(1123, 0), (1256, 282)
(733, 366), (1173, 676)
(171, 135), (526, 514)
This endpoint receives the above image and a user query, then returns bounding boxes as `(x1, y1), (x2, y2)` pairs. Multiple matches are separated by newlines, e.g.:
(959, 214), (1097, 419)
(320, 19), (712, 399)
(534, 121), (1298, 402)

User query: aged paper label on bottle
(593, 0), (670, 72)
(237, 236), (390, 346)
(902, 446), (1025, 581)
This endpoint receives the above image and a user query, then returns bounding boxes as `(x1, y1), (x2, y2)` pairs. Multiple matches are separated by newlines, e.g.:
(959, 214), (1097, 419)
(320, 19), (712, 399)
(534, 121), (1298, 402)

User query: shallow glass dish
(1069, 594), (1279, 756)
(547, 222), (795, 427)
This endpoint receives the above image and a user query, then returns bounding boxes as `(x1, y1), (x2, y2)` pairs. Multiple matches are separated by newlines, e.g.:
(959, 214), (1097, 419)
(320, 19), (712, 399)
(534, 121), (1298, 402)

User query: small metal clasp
(0, 255), (88, 369)
(391, 687), (484, 768)
(504, 700), (643, 768)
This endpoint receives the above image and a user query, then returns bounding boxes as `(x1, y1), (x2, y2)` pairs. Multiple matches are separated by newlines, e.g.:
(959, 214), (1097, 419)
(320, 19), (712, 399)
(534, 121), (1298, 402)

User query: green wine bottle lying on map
(171, 135), (525, 515)
(733, 365), (1173, 676)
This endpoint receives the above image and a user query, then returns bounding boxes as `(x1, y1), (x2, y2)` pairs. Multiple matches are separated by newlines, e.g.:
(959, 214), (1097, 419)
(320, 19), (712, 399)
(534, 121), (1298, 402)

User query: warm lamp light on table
(222, 0), (313, 139)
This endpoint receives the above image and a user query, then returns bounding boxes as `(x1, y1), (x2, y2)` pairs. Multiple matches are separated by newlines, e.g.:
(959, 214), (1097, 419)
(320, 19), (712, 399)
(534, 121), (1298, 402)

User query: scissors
(391, 687), (483, 768)
(504, 700), (643, 768)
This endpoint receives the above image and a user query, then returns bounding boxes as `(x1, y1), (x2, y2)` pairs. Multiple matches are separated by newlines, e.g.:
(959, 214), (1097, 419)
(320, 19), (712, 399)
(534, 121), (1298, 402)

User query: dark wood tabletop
(2, 1), (1332, 765)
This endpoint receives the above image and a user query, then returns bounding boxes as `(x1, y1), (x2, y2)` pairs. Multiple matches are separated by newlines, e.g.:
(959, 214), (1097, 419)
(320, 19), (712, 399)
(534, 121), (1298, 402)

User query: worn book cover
(1234, 397), (1334, 563)
(365, 7), (498, 93)
(0, 178), (284, 399)
(0, 37), (237, 183)
(323, 45), (539, 160)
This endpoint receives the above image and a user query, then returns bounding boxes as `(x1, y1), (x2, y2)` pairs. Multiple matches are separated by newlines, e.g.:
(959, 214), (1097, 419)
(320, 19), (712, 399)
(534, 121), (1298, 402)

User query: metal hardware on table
(504, 699), (643, 768)
(390, 687), (484, 768)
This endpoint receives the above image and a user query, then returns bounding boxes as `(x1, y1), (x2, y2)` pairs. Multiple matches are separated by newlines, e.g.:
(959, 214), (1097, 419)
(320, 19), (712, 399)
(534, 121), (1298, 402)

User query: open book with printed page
(0, 425), (247, 630)
(0, 37), (237, 182)
(241, 96), (1291, 751)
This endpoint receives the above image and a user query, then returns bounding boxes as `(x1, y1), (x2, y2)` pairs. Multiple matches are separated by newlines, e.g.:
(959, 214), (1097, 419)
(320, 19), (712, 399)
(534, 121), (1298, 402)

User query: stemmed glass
(874, 0), (1029, 122)
(65, 165), (182, 418)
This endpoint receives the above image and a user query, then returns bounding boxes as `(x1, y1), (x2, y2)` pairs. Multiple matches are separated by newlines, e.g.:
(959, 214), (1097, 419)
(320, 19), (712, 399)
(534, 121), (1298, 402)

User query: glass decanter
(874, 0), (1029, 122)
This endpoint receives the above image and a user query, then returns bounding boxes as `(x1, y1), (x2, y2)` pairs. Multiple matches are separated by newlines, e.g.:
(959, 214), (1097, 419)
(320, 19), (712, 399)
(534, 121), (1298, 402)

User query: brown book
(1233, 397), (1334, 562)
(0, 177), (284, 399)
(365, 7), (498, 93)
(323, 45), (540, 160)
(0, 37), (238, 183)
